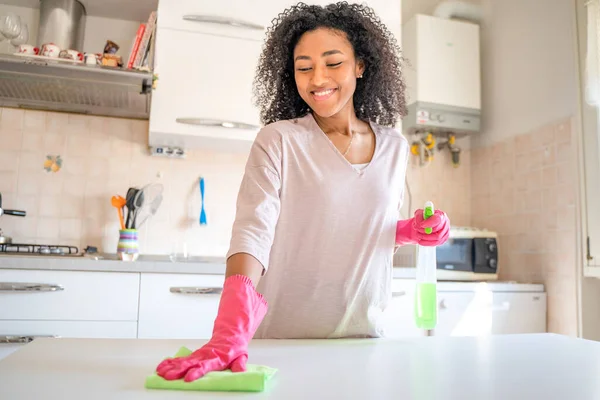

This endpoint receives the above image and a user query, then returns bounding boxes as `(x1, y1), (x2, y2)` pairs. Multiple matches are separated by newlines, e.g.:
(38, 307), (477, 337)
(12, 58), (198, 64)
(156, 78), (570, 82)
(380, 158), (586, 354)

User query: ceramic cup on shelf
(40, 42), (60, 58)
(117, 229), (139, 261)
(18, 44), (39, 55)
(59, 49), (83, 62)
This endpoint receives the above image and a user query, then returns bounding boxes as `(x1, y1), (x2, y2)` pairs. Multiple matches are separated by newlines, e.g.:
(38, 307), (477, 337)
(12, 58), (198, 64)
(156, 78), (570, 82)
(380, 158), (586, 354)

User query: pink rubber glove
(156, 274), (268, 382)
(396, 209), (450, 247)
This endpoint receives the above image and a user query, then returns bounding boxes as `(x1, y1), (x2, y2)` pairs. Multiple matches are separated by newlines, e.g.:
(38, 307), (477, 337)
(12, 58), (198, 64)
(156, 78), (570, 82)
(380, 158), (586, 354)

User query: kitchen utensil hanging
(199, 177), (207, 225)
(131, 182), (163, 229)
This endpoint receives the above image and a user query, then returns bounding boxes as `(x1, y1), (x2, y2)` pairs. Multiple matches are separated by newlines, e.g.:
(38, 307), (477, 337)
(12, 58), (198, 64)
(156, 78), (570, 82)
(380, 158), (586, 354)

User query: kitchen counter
(0, 334), (598, 399)
(0, 253), (228, 274)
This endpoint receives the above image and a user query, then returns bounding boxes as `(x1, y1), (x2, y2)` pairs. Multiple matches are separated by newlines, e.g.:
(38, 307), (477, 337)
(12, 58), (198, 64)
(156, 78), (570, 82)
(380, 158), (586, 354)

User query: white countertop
(0, 334), (598, 399)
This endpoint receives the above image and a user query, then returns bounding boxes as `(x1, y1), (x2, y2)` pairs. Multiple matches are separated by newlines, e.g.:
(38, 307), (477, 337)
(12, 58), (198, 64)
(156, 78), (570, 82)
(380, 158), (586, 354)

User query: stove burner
(0, 243), (80, 256)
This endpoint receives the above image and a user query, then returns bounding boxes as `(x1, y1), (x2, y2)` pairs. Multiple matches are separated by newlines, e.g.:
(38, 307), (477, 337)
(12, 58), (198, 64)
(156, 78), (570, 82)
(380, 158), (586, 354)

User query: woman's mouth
(311, 88), (337, 101)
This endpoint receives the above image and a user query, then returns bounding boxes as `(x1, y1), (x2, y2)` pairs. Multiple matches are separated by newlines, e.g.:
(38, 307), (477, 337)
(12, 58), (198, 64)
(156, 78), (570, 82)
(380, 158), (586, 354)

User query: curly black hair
(253, 1), (407, 127)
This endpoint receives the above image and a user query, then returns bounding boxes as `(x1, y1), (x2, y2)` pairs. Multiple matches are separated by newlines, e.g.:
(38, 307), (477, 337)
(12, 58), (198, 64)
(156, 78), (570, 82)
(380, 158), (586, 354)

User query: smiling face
(293, 28), (364, 119)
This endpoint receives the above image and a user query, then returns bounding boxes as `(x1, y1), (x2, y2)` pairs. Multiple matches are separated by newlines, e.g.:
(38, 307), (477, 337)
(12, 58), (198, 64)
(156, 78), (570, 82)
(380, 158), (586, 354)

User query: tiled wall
(0, 107), (471, 257)
(471, 117), (578, 335)
(405, 142), (471, 227)
(0, 108), (248, 257)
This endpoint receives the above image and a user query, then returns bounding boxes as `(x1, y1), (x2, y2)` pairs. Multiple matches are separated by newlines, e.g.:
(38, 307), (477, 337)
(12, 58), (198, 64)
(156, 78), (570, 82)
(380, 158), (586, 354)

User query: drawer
(150, 28), (262, 147)
(0, 320), (137, 360)
(157, 0), (275, 40)
(0, 270), (139, 321)
(435, 291), (547, 336)
(138, 273), (224, 339)
(380, 279), (424, 338)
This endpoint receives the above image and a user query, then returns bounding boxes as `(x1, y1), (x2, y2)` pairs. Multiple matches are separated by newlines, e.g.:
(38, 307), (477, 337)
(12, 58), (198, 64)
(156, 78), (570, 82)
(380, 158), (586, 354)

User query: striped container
(117, 229), (139, 261)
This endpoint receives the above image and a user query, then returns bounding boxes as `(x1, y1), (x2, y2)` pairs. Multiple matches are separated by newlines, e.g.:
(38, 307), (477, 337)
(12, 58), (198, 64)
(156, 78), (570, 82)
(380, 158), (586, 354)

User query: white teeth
(314, 89), (334, 96)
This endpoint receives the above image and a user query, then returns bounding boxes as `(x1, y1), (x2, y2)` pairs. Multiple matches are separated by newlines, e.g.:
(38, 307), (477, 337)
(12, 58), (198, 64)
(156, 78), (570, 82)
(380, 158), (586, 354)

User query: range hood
(0, 54), (153, 119)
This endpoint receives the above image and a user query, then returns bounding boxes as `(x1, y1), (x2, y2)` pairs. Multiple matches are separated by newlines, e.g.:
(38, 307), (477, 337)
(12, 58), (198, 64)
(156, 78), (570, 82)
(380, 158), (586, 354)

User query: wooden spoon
(111, 195), (126, 230)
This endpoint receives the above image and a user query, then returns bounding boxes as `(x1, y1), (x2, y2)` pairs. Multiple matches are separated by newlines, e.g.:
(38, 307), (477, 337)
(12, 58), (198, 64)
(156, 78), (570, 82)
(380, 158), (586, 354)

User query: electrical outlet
(149, 146), (185, 158)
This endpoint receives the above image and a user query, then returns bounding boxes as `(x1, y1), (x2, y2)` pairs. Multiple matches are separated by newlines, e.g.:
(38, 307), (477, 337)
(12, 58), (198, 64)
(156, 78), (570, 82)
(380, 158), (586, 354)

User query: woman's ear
(356, 60), (365, 79)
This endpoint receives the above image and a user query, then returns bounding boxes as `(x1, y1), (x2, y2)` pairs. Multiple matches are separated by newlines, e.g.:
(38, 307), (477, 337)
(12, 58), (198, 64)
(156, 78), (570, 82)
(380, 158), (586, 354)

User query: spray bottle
(414, 201), (437, 330)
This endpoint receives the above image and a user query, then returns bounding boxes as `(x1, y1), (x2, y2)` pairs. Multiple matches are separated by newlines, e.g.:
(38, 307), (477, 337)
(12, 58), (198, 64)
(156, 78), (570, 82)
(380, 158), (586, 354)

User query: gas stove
(0, 243), (81, 256)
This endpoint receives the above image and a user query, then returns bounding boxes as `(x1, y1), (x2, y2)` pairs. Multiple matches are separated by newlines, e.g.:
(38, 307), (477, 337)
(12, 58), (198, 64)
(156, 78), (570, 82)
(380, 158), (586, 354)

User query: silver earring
(358, 74), (363, 78)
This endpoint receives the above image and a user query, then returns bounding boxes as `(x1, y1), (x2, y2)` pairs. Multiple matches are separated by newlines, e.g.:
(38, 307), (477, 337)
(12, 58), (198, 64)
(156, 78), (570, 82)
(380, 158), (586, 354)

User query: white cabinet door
(435, 291), (547, 336)
(0, 320), (137, 360)
(0, 270), (139, 321)
(157, 0), (277, 40)
(285, 0), (401, 39)
(488, 292), (546, 334)
(138, 273), (224, 339)
(380, 279), (425, 338)
(149, 28), (262, 150)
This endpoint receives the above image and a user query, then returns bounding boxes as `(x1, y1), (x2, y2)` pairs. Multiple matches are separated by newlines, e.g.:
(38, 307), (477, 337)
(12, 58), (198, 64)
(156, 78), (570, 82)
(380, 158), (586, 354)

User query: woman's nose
(311, 65), (329, 86)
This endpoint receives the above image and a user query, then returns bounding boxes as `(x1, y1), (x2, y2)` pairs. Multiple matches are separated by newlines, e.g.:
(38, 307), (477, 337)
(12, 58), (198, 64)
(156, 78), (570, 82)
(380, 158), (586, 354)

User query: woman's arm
(225, 253), (264, 287)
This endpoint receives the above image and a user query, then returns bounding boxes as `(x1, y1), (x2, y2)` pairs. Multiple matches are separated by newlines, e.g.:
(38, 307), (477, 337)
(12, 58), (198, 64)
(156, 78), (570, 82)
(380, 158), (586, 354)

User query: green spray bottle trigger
(424, 202), (434, 234)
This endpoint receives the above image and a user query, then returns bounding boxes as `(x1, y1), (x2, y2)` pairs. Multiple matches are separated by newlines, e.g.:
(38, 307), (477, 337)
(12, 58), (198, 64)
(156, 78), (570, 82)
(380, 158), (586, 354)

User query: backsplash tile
(471, 116), (579, 336)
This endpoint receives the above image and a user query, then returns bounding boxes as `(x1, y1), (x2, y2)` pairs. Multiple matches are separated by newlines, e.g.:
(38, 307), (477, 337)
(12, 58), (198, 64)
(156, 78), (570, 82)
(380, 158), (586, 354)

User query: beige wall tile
(23, 110), (46, 133)
(39, 196), (62, 217)
(0, 151), (18, 172)
(0, 128), (22, 151)
(1, 108), (24, 130)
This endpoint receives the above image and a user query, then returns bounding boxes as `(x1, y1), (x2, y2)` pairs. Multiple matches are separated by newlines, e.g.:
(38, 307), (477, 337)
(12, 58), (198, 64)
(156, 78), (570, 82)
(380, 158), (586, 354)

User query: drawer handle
(0, 335), (60, 344)
(176, 118), (259, 130)
(392, 291), (406, 297)
(170, 287), (223, 295)
(182, 15), (264, 31)
(0, 282), (64, 292)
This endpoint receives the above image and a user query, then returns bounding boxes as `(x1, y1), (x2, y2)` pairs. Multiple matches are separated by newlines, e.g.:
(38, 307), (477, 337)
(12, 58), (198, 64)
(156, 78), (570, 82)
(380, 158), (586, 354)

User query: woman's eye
(297, 67), (312, 72)
(328, 62), (342, 67)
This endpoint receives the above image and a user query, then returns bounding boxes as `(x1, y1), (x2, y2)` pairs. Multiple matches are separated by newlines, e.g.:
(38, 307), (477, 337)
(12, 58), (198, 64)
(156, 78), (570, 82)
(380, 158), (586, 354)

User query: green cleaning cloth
(145, 347), (277, 392)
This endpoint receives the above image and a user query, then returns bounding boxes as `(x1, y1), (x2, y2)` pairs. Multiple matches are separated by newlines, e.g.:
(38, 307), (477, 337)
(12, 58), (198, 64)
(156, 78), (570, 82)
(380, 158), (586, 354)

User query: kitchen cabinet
(0, 270), (139, 321)
(148, 28), (263, 151)
(0, 320), (137, 360)
(137, 273), (224, 339)
(434, 290), (547, 336)
(0, 269), (139, 360)
(156, 0), (276, 41)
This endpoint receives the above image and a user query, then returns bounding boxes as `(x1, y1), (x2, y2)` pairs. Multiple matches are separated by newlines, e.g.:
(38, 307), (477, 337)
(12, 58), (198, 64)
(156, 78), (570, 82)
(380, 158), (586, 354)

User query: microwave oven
(393, 227), (499, 281)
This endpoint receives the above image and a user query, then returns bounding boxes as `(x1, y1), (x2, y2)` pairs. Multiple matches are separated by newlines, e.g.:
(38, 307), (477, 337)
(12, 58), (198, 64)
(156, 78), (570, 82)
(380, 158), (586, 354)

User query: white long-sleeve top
(226, 113), (409, 339)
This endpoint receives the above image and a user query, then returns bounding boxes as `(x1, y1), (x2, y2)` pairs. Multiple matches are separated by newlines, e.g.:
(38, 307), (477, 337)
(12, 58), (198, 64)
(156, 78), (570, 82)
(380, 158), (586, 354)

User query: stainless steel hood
(0, 54), (153, 119)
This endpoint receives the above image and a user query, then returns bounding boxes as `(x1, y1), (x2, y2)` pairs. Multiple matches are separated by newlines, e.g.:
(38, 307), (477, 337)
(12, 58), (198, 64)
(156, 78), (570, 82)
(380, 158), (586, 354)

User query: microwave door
(436, 239), (474, 272)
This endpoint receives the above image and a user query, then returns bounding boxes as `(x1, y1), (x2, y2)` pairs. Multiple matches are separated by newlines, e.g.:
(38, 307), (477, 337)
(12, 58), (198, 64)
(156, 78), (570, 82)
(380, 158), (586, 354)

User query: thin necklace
(342, 131), (356, 156)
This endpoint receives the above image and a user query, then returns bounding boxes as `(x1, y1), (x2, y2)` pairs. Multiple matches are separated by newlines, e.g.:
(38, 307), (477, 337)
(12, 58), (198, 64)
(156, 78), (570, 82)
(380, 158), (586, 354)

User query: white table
(0, 334), (599, 399)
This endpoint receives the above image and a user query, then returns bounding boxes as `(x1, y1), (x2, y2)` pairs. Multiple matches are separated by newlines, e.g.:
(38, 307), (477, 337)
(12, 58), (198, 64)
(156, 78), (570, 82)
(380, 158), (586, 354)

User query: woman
(157, 2), (450, 382)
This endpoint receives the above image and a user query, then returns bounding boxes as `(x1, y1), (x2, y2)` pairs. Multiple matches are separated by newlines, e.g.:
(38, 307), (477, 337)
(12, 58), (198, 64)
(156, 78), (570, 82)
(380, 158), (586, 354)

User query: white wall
(476, 0), (579, 147)
(0, 5), (141, 58)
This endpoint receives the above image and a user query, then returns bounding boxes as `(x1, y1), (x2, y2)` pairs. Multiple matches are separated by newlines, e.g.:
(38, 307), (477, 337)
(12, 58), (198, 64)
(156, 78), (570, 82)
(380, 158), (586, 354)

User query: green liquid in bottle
(414, 282), (437, 330)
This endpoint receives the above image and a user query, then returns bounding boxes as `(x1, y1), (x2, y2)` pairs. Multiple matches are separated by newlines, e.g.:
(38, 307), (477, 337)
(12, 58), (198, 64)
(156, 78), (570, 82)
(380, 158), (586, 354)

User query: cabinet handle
(439, 299), (447, 310)
(170, 287), (223, 295)
(0, 282), (64, 292)
(0, 335), (59, 344)
(392, 291), (406, 297)
(182, 15), (264, 31)
(176, 118), (259, 130)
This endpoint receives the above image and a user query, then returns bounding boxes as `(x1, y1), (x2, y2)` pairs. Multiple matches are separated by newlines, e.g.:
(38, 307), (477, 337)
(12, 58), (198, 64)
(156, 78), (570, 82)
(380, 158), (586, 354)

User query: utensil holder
(117, 229), (139, 261)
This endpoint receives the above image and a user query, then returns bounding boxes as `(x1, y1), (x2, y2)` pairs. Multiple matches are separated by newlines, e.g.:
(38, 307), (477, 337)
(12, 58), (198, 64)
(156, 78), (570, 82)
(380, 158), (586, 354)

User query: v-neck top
(226, 113), (410, 339)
